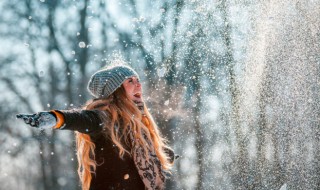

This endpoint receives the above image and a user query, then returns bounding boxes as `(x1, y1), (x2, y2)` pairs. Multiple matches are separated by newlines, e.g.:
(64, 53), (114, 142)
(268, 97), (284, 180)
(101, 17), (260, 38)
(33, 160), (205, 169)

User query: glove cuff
(51, 110), (65, 129)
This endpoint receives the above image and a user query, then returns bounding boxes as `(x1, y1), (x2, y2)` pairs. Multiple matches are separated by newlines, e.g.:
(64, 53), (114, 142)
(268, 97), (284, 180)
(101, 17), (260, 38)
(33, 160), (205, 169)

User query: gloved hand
(16, 112), (57, 129)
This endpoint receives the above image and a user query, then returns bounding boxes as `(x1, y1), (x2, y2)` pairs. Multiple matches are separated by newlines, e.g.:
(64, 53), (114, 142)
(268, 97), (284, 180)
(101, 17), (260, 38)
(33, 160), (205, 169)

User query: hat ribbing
(87, 65), (139, 98)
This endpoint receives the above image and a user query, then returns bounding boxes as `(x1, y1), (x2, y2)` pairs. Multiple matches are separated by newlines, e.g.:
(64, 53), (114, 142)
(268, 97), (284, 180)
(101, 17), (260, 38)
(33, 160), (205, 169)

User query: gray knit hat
(87, 65), (139, 98)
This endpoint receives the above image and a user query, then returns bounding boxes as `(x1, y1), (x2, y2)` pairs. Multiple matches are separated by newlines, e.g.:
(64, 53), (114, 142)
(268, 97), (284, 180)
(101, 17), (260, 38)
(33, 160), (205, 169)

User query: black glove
(16, 112), (57, 129)
(164, 147), (179, 164)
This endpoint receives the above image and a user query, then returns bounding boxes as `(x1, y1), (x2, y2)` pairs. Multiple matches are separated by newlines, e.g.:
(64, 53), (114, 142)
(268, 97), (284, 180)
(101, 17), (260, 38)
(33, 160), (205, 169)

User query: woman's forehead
(127, 76), (139, 80)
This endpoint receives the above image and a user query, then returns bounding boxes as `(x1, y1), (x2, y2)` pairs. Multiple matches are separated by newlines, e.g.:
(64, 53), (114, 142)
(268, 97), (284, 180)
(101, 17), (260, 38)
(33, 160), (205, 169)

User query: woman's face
(122, 76), (143, 102)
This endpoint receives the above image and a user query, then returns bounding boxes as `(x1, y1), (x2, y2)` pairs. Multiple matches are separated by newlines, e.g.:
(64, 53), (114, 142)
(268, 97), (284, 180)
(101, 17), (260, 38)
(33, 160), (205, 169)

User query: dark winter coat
(56, 109), (146, 190)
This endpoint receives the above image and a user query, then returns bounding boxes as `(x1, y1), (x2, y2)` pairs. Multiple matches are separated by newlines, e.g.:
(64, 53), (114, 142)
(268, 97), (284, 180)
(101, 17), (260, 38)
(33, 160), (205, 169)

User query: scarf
(130, 101), (166, 190)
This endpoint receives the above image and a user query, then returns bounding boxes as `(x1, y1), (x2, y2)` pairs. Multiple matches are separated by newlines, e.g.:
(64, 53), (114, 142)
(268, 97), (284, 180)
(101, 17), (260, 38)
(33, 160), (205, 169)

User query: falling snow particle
(186, 31), (193, 37)
(139, 17), (146, 22)
(164, 100), (169, 106)
(51, 152), (54, 155)
(79, 42), (86, 48)
(58, 178), (67, 186)
(39, 71), (44, 77)
(279, 183), (287, 190)
(157, 67), (166, 77)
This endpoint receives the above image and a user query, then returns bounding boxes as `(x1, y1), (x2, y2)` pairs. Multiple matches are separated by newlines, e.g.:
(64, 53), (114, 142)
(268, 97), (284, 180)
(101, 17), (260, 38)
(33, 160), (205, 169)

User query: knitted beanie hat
(87, 65), (139, 98)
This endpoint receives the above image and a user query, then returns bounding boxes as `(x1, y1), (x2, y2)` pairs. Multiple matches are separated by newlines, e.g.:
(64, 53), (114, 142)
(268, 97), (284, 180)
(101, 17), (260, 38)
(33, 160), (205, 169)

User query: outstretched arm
(16, 109), (108, 134)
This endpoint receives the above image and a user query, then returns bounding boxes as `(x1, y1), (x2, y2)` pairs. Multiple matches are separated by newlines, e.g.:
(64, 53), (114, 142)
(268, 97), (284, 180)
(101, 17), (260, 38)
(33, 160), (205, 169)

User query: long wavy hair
(75, 85), (172, 190)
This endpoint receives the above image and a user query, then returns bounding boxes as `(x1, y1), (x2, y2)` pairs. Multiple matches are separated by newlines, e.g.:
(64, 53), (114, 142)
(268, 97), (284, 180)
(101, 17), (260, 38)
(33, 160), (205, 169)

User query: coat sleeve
(52, 109), (110, 135)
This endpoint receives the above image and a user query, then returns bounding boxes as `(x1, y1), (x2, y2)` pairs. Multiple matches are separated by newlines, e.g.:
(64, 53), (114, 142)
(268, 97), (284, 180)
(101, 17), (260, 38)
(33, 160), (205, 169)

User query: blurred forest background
(0, 0), (319, 189)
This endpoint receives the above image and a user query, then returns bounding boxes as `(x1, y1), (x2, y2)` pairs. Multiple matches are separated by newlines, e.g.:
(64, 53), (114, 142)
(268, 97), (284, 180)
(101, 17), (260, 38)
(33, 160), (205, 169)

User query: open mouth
(134, 93), (142, 98)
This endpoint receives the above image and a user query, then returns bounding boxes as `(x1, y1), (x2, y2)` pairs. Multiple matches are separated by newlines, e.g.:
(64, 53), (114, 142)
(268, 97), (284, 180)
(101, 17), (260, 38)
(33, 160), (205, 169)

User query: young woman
(17, 64), (175, 190)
